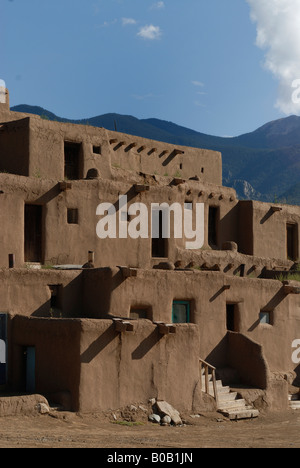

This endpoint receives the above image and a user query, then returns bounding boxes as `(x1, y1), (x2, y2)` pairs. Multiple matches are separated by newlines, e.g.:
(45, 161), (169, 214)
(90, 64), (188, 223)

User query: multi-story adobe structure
(0, 88), (300, 419)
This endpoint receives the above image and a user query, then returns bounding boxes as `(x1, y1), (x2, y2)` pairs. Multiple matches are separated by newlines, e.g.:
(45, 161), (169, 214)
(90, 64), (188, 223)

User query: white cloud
(192, 80), (205, 87)
(151, 1), (165, 10)
(122, 18), (137, 26)
(137, 24), (162, 40)
(246, 0), (300, 115)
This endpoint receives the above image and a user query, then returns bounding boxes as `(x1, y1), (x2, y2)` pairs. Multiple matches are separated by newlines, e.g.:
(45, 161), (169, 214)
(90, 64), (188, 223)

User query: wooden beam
(271, 206), (282, 212)
(59, 181), (72, 191)
(154, 322), (176, 335)
(134, 184), (150, 193)
(113, 319), (134, 333)
(118, 266), (138, 278)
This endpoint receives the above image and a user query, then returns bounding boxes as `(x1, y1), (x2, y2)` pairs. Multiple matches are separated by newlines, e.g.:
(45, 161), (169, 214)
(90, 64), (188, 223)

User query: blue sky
(1, 0), (299, 136)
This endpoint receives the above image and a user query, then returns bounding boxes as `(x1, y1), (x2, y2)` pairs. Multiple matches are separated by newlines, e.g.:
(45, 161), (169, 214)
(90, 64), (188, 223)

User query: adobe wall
(83, 268), (300, 375)
(9, 316), (201, 413)
(0, 172), (239, 269)
(106, 129), (222, 185)
(79, 319), (201, 413)
(0, 110), (222, 184)
(0, 118), (30, 176)
(11, 316), (81, 411)
(239, 200), (300, 260)
(0, 269), (83, 318)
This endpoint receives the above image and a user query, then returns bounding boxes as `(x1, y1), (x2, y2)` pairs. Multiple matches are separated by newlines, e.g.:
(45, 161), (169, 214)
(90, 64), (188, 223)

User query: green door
(172, 301), (190, 323)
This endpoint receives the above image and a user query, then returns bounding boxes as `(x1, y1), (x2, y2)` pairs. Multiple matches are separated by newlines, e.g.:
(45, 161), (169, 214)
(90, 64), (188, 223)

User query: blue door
(0, 315), (7, 386)
(172, 301), (190, 323)
(26, 347), (36, 393)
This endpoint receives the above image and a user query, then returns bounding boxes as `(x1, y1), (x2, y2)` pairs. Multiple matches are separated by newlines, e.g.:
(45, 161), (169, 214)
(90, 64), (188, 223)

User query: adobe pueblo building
(0, 89), (300, 419)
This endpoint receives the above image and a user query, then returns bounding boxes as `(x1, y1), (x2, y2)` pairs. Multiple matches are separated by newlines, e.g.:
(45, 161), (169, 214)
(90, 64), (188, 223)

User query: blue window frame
(172, 301), (190, 323)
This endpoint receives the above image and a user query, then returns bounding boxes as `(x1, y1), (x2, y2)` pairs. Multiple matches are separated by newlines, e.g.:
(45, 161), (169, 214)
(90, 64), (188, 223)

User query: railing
(199, 358), (219, 408)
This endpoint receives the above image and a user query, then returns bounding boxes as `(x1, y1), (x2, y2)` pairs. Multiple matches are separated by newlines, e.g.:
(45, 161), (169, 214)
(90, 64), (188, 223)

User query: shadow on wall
(248, 286), (287, 332)
(205, 332), (269, 390)
(31, 275), (84, 318)
(81, 324), (165, 364)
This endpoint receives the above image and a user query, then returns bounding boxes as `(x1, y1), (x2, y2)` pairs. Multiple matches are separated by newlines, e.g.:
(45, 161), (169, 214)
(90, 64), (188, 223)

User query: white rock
(161, 415), (171, 425)
(156, 401), (182, 426)
(149, 414), (161, 424)
(36, 403), (50, 414)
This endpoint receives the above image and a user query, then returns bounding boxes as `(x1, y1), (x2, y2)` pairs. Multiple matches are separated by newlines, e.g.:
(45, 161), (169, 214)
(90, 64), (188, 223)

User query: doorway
(152, 210), (168, 258)
(22, 346), (36, 394)
(287, 223), (298, 261)
(24, 205), (43, 263)
(64, 142), (81, 180)
(226, 303), (240, 332)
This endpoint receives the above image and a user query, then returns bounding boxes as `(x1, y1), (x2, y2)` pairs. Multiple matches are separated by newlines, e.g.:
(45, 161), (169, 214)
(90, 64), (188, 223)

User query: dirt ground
(0, 409), (300, 448)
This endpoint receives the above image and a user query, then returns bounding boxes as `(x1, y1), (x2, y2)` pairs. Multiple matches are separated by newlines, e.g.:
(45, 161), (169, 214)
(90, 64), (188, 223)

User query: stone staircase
(289, 393), (300, 410)
(201, 369), (259, 421)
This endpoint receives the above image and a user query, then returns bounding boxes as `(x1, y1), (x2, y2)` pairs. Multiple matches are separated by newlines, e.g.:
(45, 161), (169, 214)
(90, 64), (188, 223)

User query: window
(226, 303), (240, 332)
(287, 223), (298, 261)
(172, 301), (190, 323)
(93, 145), (101, 154)
(259, 311), (273, 326)
(67, 208), (79, 225)
(49, 285), (63, 310)
(64, 142), (81, 180)
(208, 206), (218, 247)
(152, 210), (168, 258)
(130, 307), (150, 320)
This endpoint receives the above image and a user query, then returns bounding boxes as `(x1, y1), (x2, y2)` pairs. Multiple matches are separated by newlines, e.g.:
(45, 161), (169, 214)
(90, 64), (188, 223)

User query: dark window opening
(152, 210), (168, 258)
(259, 311), (273, 326)
(24, 204), (43, 263)
(180, 163), (183, 170)
(49, 285), (63, 311)
(226, 303), (240, 332)
(64, 142), (81, 180)
(201, 167), (204, 173)
(93, 145), (101, 154)
(208, 206), (218, 247)
(130, 307), (151, 320)
(287, 223), (298, 261)
(67, 208), (79, 225)
(172, 301), (190, 323)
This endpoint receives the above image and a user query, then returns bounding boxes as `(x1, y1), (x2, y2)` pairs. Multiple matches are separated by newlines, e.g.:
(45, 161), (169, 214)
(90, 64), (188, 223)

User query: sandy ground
(0, 410), (300, 448)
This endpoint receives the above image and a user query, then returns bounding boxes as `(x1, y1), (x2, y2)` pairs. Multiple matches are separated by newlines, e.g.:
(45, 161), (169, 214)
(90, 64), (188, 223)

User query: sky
(1, 0), (300, 137)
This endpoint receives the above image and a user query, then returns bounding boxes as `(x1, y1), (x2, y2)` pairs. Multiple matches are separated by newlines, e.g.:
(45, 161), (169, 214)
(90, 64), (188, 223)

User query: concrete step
(218, 399), (247, 411)
(202, 383), (230, 393)
(289, 394), (299, 401)
(290, 401), (300, 410)
(220, 409), (259, 421)
(218, 392), (238, 402)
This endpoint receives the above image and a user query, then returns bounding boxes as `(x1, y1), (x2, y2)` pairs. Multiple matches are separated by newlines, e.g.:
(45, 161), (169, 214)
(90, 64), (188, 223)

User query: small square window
(172, 301), (191, 323)
(130, 307), (150, 320)
(67, 208), (79, 225)
(93, 145), (101, 154)
(259, 311), (272, 325)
